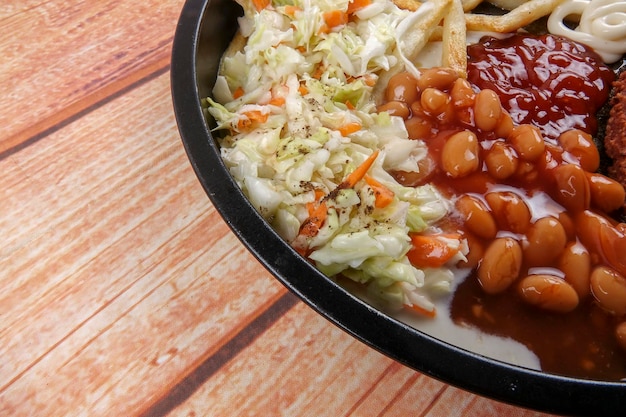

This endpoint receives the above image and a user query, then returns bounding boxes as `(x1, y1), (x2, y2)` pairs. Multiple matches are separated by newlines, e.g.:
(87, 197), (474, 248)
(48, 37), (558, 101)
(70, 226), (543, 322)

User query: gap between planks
(139, 290), (299, 417)
(0, 55), (171, 161)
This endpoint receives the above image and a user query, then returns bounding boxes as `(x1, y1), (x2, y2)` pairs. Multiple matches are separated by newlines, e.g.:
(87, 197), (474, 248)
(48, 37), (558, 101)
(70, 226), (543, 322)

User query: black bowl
(170, 1), (626, 415)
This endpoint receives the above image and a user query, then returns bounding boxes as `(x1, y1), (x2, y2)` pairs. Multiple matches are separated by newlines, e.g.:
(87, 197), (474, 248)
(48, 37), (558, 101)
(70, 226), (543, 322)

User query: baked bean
(575, 210), (611, 262)
(392, 154), (436, 187)
(478, 237), (523, 294)
(377, 100), (410, 119)
(518, 274), (579, 313)
(455, 195), (497, 239)
(494, 111), (514, 138)
(615, 322), (626, 352)
(551, 163), (590, 213)
(590, 266), (626, 316)
(450, 78), (475, 108)
(441, 131), (480, 178)
(474, 89), (502, 132)
(523, 216), (567, 266)
(558, 241), (591, 299)
(420, 88), (449, 116)
(417, 67), (458, 91)
(575, 210), (626, 277)
(485, 191), (531, 234)
(513, 160), (538, 183)
(557, 211), (576, 241)
(484, 141), (518, 180)
(386, 72), (418, 104)
(405, 116), (433, 139)
(558, 129), (600, 172)
(507, 124), (546, 162)
(586, 172), (626, 213)
(457, 233), (484, 269)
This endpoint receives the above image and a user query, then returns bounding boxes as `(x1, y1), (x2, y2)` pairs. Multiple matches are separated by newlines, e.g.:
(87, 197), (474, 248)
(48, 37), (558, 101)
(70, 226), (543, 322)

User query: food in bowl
(204, 0), (626, 381)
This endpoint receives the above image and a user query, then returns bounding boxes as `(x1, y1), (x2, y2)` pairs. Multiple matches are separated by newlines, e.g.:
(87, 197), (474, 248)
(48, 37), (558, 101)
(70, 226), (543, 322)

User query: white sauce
(396, 268), (541, 370)
(548, 0), (626, 63)
(380, 39), (541, 371)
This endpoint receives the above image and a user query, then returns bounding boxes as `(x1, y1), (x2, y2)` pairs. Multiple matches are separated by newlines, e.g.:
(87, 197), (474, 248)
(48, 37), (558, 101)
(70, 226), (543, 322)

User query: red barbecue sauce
(467, 34), (614, 141)
(386, 34), (624, 380)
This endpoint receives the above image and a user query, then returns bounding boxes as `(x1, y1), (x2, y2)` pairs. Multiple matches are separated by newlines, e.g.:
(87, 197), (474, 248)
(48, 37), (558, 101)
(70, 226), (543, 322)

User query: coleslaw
(206, 0), (466, 315)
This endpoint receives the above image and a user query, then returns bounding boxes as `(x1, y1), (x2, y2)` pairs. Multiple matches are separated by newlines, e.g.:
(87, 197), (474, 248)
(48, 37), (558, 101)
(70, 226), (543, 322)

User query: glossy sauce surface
(381, 34), (626, 380)
(467, 34), (614, 141)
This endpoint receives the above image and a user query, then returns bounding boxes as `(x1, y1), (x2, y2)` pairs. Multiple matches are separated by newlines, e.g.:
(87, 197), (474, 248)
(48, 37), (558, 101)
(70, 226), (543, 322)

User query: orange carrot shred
(347, 0), (372, 14)
(233, 86), (245, 99)
(284, 5), (301, 15)
(299, 201), (328, 237)
(269, 96), (286, 106)
(406, 234), (460, 268)
(404, 303), (436, 318)
(237, 110), (269, 130)
(322, 10), (348, 29)
(298, 84), (309, 95)
(342, 150), (380, 189)
(252, 0), (270, 11)
(338, 122), (361, 137)
(364, 175), (394, 208)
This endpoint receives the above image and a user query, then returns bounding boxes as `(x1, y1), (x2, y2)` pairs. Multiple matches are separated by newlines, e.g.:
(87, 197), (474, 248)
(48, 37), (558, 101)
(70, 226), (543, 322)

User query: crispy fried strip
(461, 0), (483, 11)
(486, 0), (531, 10)
(442, 0), (467, 78)
(465, 0), (565, 32)
(392, 0), (423, 11)
(373, 0), (452, 102)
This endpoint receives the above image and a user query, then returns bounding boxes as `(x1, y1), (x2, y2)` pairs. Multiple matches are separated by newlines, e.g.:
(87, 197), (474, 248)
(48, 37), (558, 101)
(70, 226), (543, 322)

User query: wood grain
(0, 0), (184, 156)
(0, 0), (567, 415)
(0, 72), (286, 416)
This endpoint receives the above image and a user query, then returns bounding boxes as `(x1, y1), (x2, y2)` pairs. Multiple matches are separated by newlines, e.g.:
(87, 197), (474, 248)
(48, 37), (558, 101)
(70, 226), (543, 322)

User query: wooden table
(0, 1), (558, 415)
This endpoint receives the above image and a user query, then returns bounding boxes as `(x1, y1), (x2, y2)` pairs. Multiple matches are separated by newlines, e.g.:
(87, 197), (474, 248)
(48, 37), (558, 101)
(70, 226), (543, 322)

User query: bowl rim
(170, 0), (626, 414)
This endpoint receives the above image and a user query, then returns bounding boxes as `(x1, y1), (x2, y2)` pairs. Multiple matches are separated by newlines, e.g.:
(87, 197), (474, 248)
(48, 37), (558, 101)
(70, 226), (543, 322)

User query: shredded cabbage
(207, 0), (465, 316)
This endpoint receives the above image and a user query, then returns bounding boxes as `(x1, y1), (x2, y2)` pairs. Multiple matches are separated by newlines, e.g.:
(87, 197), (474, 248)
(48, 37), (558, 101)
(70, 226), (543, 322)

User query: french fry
(392, 0), (423, 11)
(487, 0), (531, 10)
(373, 0), (452, 102)
(465, 0), (565, 32)
(442, 0), (467, 78)
(461, 0), (483, 11)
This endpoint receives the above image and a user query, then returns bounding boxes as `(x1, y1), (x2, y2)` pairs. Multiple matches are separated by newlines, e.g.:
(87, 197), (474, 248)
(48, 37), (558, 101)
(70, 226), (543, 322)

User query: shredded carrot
(314, 189), (326, 201)
(345, 100), (355, 110)
(318, 24), (330, 35)
(338, 122), (362, 137)
(298, 84), (309, 95)
(347, 0), (372, 14)
(404, 303), (436, 318)
(364, 175), (394, 208)
(252, 0), (270, 11)
(323, 10), (348, 29)
(295, 151), (379, 245)
(299, 201), (328, 237)
(406, 234), (460, 268)
(268, 96), (286, 106)
(237, 110), (269, 130)
(283, 5), (301, 16)
(233, 86), (245, 99)
(342, 149), (380, 189)
(361, 73), (377, 87)
(312, 64), (325, 80)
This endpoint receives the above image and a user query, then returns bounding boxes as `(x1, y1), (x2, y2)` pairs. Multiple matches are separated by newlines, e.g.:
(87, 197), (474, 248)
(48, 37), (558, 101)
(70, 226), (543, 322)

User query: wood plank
(164, 301), (399, 416)
(0, 0), (185, 154)
(0, 71), (288, 415)
(164, 293), (559, 417)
